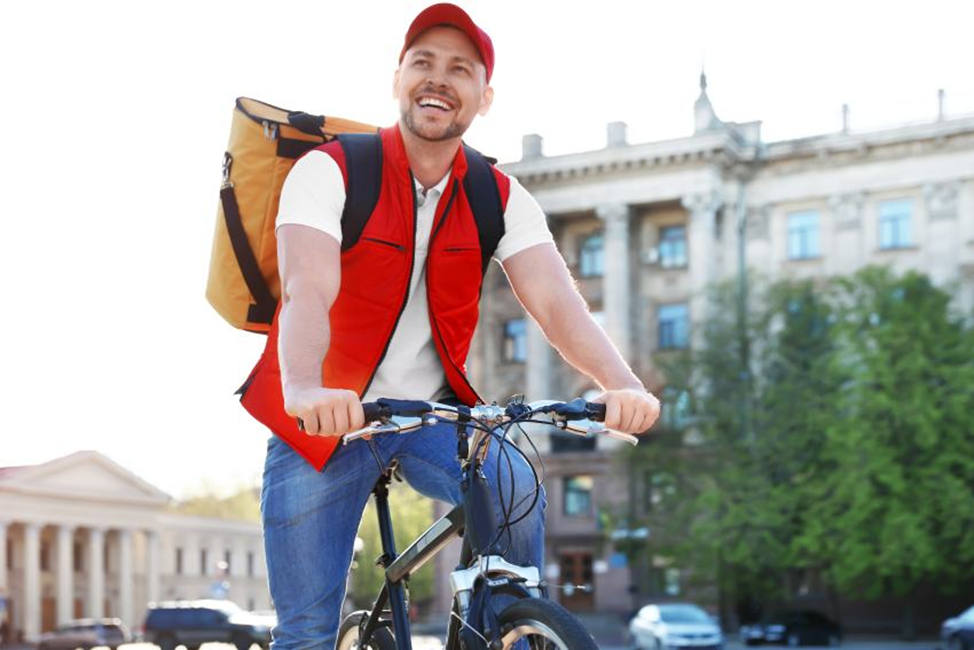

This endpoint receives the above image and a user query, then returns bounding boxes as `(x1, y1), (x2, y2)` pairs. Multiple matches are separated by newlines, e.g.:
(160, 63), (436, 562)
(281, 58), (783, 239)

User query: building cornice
(502, 130), (750, 186)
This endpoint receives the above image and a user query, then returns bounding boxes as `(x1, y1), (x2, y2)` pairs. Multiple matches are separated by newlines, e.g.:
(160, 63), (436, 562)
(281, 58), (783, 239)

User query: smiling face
(394, 26), (493, 143)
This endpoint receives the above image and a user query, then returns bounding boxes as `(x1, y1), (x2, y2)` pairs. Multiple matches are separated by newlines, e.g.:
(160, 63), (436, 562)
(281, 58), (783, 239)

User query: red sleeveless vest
(239, 125), (511, 470)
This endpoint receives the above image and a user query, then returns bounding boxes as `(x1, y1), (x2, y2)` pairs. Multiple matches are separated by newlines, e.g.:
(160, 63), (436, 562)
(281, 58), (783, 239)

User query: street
(2, 639), (943, 650)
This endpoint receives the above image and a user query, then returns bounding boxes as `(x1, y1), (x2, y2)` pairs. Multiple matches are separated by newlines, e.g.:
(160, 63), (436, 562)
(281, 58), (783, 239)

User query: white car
(629, 603), (724, 650)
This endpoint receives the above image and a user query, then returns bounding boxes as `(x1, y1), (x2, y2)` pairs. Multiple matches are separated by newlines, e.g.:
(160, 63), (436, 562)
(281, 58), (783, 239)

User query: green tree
(349, 482), (437, 612)
(795, 268), (974, 631)
(169, 480), (261, 522)
(622, 267), (974, 631)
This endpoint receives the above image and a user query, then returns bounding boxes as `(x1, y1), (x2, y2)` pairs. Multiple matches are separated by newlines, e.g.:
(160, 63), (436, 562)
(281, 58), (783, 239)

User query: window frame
(579, 231), (605, 278)
(657, 303), (690, 350)
(658, 225), (688, 269)
(878, 198), (913, 250)
(787, 210), (821, 260)
(563, 475), (595, 517)
(501, 318), (528, 364)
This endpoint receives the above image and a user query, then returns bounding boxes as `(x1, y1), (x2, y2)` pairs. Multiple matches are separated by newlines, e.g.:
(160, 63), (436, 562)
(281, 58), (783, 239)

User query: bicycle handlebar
(344, 398), (637, 446)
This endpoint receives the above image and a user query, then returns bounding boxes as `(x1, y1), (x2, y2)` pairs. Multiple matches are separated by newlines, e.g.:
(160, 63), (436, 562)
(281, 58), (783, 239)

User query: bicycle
(331, 396), (640, 650)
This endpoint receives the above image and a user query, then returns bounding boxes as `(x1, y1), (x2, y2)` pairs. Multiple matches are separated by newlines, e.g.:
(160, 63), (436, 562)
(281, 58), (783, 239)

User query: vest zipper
(427, 179), (482, 403)
(360, 172), (419, 397)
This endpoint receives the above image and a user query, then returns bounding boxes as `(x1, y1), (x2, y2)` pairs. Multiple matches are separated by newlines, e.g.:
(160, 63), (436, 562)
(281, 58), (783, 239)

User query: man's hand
(593, 387), (661, 434)
(284, 386), (365, 437)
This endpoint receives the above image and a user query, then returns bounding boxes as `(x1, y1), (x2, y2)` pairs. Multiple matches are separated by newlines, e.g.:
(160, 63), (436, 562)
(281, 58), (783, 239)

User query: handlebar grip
(362, 402), (391, 423)
(585, 402), (607, 422)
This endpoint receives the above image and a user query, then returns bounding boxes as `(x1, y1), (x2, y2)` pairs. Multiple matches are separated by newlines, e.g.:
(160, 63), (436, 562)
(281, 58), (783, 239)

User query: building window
(175, 548), (184, 576)
(787, 210), (820, 260)
(661, 387), (692, 430)
(502, 319), (527, 363)
(201, 549), (209, 576)
(658, 304), (689, 350)
(551, 433), (597, 453)
(664, 568), (681, 596)
(879, 199), (913, 249)
(74, 542), (83, 572)
(564, 476), (594, 516)
(41, 542), (51, 572)
(658, 226), (688, 268)
(579, 231), (604, 277)
(247, 551), (255, 578)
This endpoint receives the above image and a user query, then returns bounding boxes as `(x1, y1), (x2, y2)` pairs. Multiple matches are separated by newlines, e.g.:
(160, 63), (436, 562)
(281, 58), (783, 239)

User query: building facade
(458, 76), (974, 621)
(0, 451), (269, 643)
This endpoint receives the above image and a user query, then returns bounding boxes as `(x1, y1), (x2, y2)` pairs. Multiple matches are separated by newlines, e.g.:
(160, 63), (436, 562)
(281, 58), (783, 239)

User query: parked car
(143, 600), (273, 650)
(941, 605), (974, 650)
(739, 610), (841, 647)
(629, 602), (724, 650)
(36, 618), (131, 650)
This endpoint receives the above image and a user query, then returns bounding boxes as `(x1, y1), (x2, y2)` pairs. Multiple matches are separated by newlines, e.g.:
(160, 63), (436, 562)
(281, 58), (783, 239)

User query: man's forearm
(537, 291), (643, 391)
(278, 290), (331, 393)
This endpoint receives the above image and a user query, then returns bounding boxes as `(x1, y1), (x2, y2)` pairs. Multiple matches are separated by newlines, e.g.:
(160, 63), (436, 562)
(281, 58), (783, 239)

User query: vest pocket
(362, 236), (405, 251)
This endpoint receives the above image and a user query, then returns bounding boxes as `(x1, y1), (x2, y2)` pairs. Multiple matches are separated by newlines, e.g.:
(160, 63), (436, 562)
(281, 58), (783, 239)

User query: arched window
(579, 231), (604, 277)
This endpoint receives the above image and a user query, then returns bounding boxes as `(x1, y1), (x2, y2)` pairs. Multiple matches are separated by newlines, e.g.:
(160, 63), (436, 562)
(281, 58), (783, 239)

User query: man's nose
(425, 66), (450, 89)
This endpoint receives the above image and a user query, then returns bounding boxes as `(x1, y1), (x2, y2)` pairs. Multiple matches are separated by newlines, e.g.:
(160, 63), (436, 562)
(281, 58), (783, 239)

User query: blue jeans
(260, 423), (547, 650)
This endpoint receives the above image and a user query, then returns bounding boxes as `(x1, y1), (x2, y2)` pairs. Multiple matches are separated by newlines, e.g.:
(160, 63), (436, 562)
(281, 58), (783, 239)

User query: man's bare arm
(502, 243), (660, 433)
(277, 224), (364, 436)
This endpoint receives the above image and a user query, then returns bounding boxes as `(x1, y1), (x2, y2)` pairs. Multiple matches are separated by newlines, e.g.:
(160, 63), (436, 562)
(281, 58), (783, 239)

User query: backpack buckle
(221, 151), (234, 189)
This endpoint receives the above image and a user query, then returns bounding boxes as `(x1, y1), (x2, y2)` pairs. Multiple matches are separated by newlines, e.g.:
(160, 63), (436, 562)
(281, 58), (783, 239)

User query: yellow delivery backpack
(206, 97), (378, 333)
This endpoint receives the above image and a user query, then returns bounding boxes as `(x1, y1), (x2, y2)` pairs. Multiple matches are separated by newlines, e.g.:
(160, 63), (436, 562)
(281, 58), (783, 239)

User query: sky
(2, 0), (972, 499)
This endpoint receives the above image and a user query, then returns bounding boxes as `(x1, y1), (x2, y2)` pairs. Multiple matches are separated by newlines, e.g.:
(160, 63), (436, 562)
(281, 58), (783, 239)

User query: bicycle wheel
(336, 611), (397, 650)
(496, 598), (598, 650)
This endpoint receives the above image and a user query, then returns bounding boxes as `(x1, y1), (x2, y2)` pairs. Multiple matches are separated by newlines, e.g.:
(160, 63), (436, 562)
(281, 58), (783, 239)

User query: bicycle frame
(355, 421), (540, 650)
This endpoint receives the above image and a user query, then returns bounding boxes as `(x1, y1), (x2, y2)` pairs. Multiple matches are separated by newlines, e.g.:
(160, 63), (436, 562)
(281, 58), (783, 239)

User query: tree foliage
(169, 480), (262, 521)
(349, 482), (437, 611)
(623, 266), (974, 612)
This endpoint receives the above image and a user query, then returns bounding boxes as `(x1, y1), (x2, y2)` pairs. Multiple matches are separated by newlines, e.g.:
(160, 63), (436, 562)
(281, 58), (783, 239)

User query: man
(239, 4), (660, 648)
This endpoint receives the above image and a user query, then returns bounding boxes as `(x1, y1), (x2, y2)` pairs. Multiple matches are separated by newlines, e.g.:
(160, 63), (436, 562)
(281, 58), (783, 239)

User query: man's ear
(478, 85), (494, 117)
(392, 68), (401, 100)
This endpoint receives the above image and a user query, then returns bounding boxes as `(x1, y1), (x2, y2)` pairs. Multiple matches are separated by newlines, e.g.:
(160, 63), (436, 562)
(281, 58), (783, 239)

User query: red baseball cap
(399, 3), (495, 83)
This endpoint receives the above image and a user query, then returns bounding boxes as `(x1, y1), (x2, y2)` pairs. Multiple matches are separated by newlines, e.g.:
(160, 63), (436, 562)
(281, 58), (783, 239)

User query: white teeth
(419, 97), (451, 110)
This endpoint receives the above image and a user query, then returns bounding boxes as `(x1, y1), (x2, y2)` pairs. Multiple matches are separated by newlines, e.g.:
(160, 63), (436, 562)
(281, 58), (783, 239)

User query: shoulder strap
(462, 145), (505, 275)
(336, 133), (383, 251)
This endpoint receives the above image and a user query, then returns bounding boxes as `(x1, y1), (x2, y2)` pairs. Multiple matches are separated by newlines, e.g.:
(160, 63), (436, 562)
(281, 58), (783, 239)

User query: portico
(0, 451), (269, 642)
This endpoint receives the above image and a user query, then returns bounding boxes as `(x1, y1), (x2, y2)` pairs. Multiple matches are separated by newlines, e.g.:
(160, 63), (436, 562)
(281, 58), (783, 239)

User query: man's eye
(453, 66), (470, 75)
(413, 59), (430, 68)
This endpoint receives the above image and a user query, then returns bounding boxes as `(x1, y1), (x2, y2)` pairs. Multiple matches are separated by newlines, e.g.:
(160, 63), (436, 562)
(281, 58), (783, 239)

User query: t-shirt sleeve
(275, 150), (346, 244)
(493, 176), (555, 261)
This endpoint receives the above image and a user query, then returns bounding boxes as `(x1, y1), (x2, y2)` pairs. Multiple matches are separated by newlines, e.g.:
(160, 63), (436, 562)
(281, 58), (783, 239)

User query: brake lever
(560, 419), (640, 446)
(342, 415), (425, 444)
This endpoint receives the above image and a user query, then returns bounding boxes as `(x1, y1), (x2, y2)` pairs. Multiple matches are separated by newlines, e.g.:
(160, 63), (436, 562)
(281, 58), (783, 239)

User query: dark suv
(143, 600), (273, 650)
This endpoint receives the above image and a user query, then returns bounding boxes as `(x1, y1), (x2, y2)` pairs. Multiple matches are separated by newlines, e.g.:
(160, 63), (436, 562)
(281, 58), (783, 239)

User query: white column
(683, 192), (724, 343)
(596, 203), (633, 361)
(87, 528), (105, 618)
(118, 530), (134, 627)
(56, 525), (75, 626)
(146, 530), (161, 605)
(230, 539), (246, 580)
(0, 521), (8, 598)
(23, 523), (41, 641)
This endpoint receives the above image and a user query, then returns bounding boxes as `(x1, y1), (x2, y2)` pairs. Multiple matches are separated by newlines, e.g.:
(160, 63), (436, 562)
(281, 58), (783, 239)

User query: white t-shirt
(276, 149), (554, 401)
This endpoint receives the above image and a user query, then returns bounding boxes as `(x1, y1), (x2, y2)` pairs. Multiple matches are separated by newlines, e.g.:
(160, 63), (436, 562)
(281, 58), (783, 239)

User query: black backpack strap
(219, 151), (277, 326)
(462, 145), (505, 275)
(337, 133), (383, 251)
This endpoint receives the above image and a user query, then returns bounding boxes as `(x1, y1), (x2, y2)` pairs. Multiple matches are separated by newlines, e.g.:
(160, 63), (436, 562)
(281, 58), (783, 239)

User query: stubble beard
(402, 105), (467, 142)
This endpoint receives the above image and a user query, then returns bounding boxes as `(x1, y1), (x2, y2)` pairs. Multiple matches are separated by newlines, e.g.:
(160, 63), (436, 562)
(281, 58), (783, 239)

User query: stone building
(433, 75), (974, 622)
(0, 451), (269, 642)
